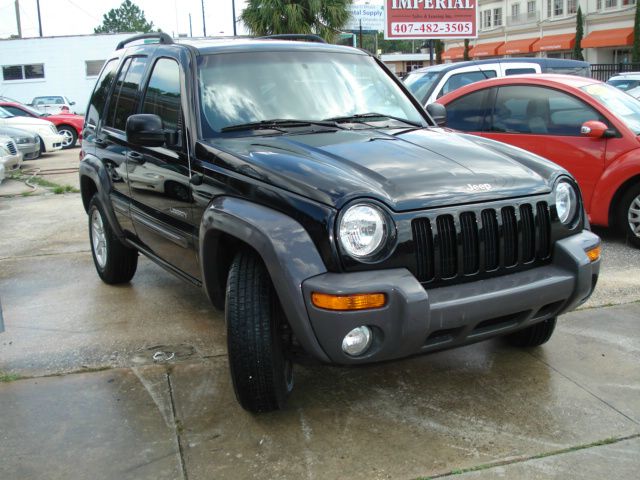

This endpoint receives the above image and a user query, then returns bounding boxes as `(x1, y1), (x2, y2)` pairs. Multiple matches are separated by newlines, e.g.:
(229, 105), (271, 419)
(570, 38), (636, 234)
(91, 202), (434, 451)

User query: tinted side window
(438, 70), (497, 98)
(106, 56), (147, 131)
(142, 58), (182, 133)
(505, 68), (536, 75)
(445, 89), (490, 131)
(3, 106), (28, 117)
(492, 86), (606, 136)
(86, 58), (118, 127)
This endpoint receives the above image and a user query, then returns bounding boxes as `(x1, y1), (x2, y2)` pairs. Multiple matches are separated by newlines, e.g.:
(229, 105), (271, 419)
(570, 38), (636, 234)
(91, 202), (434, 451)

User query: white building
(442, 0), (637, 64)
(0, 33), (134, 114)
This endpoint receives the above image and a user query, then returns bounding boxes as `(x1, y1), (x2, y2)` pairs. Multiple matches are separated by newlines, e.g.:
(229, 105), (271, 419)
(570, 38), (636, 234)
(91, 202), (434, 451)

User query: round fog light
(342, 326), (373, 357)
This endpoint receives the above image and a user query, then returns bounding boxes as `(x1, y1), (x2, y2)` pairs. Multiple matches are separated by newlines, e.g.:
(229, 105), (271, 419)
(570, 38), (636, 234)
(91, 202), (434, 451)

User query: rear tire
(225, 250), (293, 413)
(58, 125), (77, 149)
(618, 183), (640, 248)
(88, 196), (138, 284)
(506, 317), (556, 347)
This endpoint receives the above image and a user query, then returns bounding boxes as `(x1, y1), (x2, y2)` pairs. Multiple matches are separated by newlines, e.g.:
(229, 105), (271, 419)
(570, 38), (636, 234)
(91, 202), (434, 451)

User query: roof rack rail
(117, 32), (174, 50)
(259, 34), (327, 44)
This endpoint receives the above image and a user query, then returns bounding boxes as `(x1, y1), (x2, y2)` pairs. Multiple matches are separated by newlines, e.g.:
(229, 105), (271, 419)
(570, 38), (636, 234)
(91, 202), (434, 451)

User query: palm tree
(241, 0), (352, 43)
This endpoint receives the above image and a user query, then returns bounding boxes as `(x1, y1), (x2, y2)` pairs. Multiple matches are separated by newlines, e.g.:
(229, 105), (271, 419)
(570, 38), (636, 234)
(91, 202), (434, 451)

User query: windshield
(606, 78), (640, 91)
(582, 83), (640, 134)
(198, 51), (425, 135)
(0, 107), (14, 118)
(403, 71), (440, 104)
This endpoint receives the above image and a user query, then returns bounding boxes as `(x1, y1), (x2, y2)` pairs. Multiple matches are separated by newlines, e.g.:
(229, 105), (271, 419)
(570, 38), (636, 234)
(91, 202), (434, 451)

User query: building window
(2, 64), (44, 81)
(406, 61), (424, 72)
(528, 0), (536, 13)
(605, 0), (618, 7)
(483, 10), (492, 28)
(622, 0), (636, 5)
(567, 0), (577, 13)
(512, 3), (520, 18)
(85, 60), (105, 77)
(554, 0), (564, 15)
(494, 8), (503, 26)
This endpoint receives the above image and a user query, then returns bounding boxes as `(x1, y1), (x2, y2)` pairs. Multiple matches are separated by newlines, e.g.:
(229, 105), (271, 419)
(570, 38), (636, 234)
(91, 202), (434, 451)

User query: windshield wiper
(324, 113), (423, 128)
(220, 119), (342, 133)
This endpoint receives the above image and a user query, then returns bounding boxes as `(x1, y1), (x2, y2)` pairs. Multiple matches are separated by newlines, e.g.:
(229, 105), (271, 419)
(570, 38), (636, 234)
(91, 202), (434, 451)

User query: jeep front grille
(412, 202), (551, 284)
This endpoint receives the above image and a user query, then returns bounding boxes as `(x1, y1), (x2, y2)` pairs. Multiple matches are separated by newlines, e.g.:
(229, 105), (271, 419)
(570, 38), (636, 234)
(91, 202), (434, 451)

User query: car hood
(0, 116), (53, 129)
(0, 126), (38, 140)
(198, 127), (561, 211)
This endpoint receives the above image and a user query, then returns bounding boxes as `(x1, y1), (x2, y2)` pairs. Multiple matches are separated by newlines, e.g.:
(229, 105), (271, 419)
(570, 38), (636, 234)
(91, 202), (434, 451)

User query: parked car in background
(404, 58), (590, 107)
(0, 107), (64, 154)
(0, 135), (23, 175)
(0, 101), (84, 149)
(437, 74), (640, 247)
(30, 95), (76, 114)
(606, 72), (640, 91)
(0, 126), (41, 159)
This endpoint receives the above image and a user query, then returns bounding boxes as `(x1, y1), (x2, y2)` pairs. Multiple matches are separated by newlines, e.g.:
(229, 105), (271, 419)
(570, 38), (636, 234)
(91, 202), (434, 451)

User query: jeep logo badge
(467, 183), (493, 191)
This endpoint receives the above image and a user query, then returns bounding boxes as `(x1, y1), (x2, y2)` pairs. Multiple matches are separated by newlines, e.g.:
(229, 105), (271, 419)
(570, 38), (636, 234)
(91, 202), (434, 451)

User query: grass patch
(9, 172), (78, 194)
(0, 372), (22, 383)
(53, 185), (78, 194)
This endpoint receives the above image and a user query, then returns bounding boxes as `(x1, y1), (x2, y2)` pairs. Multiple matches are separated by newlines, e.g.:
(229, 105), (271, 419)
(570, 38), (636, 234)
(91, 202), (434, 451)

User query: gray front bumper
(302, 230), (600, 364)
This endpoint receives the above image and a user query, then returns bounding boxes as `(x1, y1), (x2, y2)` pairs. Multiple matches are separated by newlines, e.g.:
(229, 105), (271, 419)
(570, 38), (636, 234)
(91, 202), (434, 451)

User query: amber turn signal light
(586, 244), (601, 262)
(311, 292), (386, 311)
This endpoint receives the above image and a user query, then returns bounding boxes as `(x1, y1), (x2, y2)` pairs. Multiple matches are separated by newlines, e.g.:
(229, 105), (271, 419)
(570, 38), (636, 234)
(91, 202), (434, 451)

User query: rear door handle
(94, 138), (106, 147)
(126, 151), (145, 164)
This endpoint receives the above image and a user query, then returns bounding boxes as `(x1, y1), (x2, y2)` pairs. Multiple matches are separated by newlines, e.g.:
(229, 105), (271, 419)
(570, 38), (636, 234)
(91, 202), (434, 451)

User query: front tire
(619, 183), (640, 248)
(226, 250), (293, 413)
(58, 125), (77, 149)
(506, 317), (556, 347)
(88, 196), (138, 284)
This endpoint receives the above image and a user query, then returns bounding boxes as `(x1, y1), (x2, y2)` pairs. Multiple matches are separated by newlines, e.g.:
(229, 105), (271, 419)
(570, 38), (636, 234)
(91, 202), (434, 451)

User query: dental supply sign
(384, 0), (477, 39)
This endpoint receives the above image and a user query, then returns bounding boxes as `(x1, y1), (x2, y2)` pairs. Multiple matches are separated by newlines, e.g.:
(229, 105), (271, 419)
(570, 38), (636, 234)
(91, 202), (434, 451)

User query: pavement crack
(424, 433), (640, 479)
(0, 250), (90, 262)
(527, 350), (640, 426)
(167, 369), (189, 480)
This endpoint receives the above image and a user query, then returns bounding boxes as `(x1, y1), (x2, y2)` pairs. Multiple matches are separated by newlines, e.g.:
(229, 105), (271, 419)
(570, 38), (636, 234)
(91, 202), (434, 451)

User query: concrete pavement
(1, 151), (639, 479)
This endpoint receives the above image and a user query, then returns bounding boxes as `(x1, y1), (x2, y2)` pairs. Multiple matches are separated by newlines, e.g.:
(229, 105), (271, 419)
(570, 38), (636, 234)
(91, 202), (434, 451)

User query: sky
(0, 0), (250, 39)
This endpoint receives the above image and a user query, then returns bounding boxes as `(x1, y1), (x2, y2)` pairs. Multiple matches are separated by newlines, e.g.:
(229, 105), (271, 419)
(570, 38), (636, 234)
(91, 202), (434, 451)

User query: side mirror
(70, 101), (76, 106)
(126, 114), (165, 147)
(580, 120), (609, 139)
(426, 103), (447, 127)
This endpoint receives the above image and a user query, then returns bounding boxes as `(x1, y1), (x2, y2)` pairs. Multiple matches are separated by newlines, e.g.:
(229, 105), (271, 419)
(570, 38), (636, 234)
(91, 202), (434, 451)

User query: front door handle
(126, 151), (145, 164)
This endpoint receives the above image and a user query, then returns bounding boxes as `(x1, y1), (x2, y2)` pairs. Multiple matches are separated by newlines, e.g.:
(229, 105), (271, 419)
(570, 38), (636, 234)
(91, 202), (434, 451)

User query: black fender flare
(200, 196), (331, 363)
(79, 154), (127, 242)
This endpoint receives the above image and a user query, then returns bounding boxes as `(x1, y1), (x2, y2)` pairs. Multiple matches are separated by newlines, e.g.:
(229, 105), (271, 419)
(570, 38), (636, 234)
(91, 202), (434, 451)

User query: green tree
(573, 6), (584, 61)
(463, 39), (470, 60)
(94, 0), (155, 34)
(241, 0), (352, 43)
(634, 0), (640, 63)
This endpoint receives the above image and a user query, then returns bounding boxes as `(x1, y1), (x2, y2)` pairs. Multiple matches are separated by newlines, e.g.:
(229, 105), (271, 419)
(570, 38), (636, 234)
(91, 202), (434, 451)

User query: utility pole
(201, 0), (206, 37)
(232, 0), (237, 36)
(36, 0), (42, 36)
(189, 13), (193, 37)
(14, 0), (22, 38)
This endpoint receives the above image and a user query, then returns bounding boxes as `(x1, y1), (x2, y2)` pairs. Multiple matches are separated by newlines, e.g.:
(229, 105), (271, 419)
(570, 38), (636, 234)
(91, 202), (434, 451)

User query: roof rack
(116, 32), (174, 50)
(259, 34), (327, 44)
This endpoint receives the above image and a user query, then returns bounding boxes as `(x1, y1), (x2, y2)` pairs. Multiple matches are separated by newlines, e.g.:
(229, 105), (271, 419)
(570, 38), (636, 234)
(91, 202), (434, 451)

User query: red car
(0, 101), (84, 149)
(437, 74), (640, 247)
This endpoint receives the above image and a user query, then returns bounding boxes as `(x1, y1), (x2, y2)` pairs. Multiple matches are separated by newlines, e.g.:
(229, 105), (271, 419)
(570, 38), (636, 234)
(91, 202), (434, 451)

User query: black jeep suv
(80, 33), (601, 413)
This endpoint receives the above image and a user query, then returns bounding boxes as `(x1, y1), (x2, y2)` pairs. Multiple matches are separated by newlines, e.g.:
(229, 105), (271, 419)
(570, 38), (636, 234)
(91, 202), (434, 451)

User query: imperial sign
(384, 0), (478, 40)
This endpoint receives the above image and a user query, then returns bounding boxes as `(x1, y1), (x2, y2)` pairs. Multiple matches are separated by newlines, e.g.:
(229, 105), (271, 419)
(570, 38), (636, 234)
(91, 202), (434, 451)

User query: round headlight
(555, 181), (578, 225)
(339, 203), (388, 258)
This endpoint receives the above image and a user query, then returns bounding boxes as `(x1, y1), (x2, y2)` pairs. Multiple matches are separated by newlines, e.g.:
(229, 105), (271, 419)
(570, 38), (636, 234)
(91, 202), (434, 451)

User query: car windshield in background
(403, 71), (440, 104)
(0, 107), (14, 118)
(582, 83), (640, 134)
(198, 51), (425, 135)
(606, 79), (640, 91)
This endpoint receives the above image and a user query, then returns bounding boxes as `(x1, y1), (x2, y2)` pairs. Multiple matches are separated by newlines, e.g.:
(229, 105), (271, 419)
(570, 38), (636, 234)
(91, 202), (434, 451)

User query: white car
(606, 72), (640, 92)
(0, 107), (64, 153)
(0, 135), (23, 177)
(30, 95), (76, 114)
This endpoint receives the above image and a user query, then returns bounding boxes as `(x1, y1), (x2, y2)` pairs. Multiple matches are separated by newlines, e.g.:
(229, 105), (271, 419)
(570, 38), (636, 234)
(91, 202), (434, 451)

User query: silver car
(0, 126), (40, 160)
(0, 135), (23, 176)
